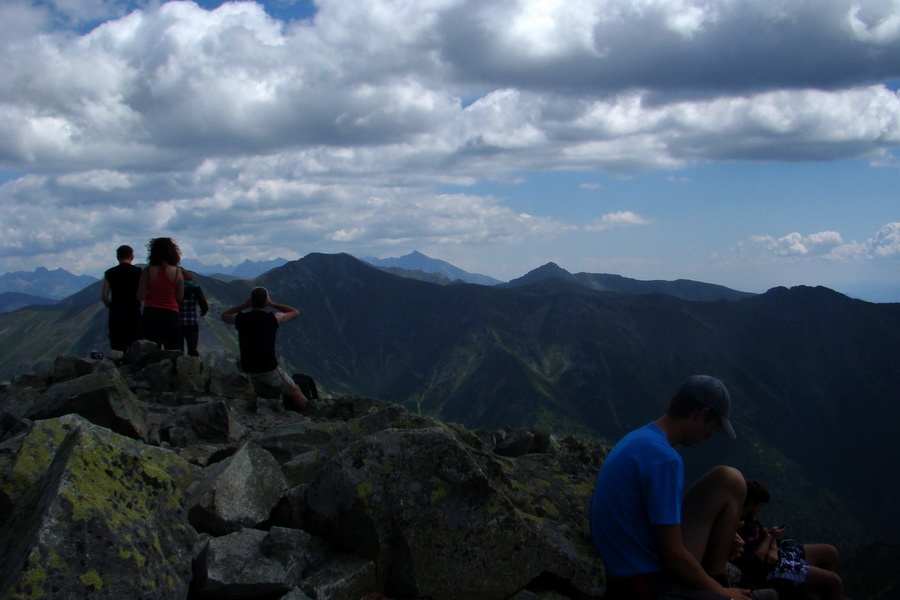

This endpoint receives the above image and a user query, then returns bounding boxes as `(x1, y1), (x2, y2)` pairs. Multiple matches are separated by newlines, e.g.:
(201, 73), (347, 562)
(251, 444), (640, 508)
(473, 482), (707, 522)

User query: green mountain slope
(2, 252), (898, 554)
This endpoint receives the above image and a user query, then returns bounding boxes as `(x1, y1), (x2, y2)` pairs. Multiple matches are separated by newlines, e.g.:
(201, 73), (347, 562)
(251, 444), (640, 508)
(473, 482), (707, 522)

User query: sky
(1, 0), (899, 302)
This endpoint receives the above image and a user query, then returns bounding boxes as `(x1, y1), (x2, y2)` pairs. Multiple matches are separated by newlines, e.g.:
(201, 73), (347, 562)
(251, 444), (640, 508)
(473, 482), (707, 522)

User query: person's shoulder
(615, 424), (675, 458)
(620, 423), (659, 443)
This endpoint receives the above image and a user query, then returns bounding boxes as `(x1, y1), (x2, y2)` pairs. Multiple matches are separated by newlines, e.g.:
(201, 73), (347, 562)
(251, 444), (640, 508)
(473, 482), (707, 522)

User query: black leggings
(142, 307), (181, 350)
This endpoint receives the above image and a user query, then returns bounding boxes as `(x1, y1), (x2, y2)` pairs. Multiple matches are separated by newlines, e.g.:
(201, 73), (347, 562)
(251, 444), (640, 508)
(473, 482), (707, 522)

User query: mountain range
(0, 266), (99, 301)
(0, 251), (494, 312)
(1, 252), (898, 558)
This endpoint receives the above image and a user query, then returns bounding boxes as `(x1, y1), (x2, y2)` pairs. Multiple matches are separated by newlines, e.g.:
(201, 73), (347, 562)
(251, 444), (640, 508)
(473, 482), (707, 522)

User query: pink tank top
(144, 266), (179, 312)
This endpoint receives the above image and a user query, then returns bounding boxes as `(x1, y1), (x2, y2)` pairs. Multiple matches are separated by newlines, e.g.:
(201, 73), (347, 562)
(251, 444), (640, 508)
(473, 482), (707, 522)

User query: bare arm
(221, 299), (251, 324)
(174, 267), (184, 302)
(268, 297), (299, 324)
(101, 278), (111, 307)
(655, 524), (749, 599)
(197, 287), (209, 317)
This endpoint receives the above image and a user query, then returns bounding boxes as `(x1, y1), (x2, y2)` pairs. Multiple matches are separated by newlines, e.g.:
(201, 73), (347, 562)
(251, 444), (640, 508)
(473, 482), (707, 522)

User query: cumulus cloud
(738, 224), (900, 261)
(1, 0), (900, 279)
(585, 211), (652, 232)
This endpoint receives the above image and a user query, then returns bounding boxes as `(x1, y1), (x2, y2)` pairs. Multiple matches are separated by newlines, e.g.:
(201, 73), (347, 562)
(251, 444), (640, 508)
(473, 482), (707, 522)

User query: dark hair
(250, 287), (268, 309)
(745, 480), (771, 505)
(146, 238), (181, 266)
(666, 392), (717, 422)
(116, 245), (134, 261)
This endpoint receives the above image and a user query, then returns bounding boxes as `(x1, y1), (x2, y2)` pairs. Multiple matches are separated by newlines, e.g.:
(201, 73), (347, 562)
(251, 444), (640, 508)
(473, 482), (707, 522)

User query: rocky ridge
(0, 344), (607, 600)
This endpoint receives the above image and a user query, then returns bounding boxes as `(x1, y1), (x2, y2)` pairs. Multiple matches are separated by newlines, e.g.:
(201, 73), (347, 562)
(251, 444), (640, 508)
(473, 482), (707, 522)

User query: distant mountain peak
(532, 262), (572, 277)
(504, 262), (577, 287)
(359, 251), (502, 286)
(503, 264), (754, 302)
(0, 267), (98, 300)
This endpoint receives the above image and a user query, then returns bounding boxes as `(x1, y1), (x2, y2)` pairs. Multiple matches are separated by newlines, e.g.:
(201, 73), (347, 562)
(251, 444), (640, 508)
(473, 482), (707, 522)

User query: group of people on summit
(101, 239), (207, 356)
(102, 239), (841, 599)
(101, 237), (309, 412)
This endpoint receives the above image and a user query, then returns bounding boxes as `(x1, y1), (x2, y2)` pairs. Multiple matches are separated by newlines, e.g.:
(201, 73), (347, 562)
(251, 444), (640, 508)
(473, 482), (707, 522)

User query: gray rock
(495, 428), (534, 457)
(306, 426), (547, 600)
(159, 400), (248, 446)
(300, 553), (379, 600)
(188, 442), (289, 536)
(25, 368), (149, 440)
(140, 357), (176, 391)
(193, 527), (305, 599)
(0, 384), (40, 420)
(176, 355), (210, 394)
(282, 450), (330, 487)
(0, 352), (608, 600)
(251, 421), (340, 464)
(53, 354), (97, 382)
(0, 415), (201, 599)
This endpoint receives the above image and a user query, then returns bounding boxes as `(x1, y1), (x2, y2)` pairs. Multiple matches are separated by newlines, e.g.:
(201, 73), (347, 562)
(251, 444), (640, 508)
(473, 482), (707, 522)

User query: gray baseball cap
(678, 375), (736, 439)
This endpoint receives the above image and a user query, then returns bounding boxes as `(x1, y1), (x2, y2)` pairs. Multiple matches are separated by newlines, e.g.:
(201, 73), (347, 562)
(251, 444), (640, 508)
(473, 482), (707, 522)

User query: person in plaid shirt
(178, 269), (208, 357)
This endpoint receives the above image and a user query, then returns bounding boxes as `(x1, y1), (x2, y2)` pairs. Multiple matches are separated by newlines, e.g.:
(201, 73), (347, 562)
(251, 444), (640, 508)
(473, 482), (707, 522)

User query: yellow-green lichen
(430, 485), (450, 506)
(47, 547), (67, 570)
(118, 548), (147, 568)
(80, 570), (103, 590)
(17, 551), (49, 599)
(356, 480), (374, 499)
(5, 420), (71, 500)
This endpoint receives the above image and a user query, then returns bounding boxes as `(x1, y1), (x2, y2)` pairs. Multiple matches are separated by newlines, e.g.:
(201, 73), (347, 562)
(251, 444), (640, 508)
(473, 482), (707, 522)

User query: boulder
(176, 355), (210, 395)
(159, 400), (248, 446)
(299, 553), (379, 600)
(251, 421), (341, 465)
(306, 426), (550, 600)
(187, 442), (289, 536)
(24, 368), (150, 441)
(192, 527), (306, 598)
(0, 415), (201, 599)
(52, 354), (98, 382)
(0, 353), (610, 600)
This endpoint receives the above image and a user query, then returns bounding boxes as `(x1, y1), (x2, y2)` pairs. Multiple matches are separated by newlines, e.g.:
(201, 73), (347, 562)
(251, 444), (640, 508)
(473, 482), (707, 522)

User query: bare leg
(803, 544), (842, 599)
(805, 543), (839, 571)
(681, 466), (747, 576)
(805, 565), (843, 600)
(285, 382), (308, 411)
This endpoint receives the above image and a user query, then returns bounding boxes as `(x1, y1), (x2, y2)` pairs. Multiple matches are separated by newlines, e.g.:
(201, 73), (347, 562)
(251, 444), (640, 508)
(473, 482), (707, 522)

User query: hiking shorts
(606, 573), (730, 600)
(247, 367), (296, 395)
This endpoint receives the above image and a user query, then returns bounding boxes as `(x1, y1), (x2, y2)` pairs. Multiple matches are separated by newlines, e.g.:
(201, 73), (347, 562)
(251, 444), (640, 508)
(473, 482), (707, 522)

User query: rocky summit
(0, 343), (607, 600)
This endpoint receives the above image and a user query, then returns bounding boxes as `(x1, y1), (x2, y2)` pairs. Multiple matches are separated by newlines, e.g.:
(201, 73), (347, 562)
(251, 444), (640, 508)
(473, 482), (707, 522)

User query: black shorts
(606, 573), (729, 600)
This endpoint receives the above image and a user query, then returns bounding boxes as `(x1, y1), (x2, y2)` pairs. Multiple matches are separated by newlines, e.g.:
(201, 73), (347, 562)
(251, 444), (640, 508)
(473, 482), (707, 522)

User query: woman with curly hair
(137, 237), (184, 350)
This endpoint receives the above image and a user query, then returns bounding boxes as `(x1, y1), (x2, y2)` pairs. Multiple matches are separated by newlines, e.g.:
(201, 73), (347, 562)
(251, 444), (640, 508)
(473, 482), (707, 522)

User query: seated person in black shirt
(221, 287), (308, 411)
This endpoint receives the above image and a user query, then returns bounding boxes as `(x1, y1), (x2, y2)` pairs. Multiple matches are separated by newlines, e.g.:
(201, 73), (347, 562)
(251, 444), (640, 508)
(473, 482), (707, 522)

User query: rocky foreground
(0, 345), (608, 600)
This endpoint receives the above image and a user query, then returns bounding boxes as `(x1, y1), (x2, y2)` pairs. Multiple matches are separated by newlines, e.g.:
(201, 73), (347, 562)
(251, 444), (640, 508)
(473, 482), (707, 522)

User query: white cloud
(56, 169), (135, 191)
(585, 210), (651, 232)
(1, 0), (900, 286)
(867, 222), (900, 258)
(738, 224), (900, 261)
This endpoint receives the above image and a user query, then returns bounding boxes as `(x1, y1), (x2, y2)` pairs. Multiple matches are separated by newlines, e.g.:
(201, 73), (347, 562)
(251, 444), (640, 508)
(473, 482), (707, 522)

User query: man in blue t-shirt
(221, 287), (308, 412)
(589, 376), (750, 599)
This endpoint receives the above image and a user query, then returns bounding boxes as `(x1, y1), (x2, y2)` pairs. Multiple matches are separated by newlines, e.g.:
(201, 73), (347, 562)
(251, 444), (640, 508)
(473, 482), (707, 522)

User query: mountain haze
(361, 250), (503, 286)
(0, 292), (57, 313)
(1, 252), (898, 555)
(0, 267), (98, 300)
(180, 257), (290, 279)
